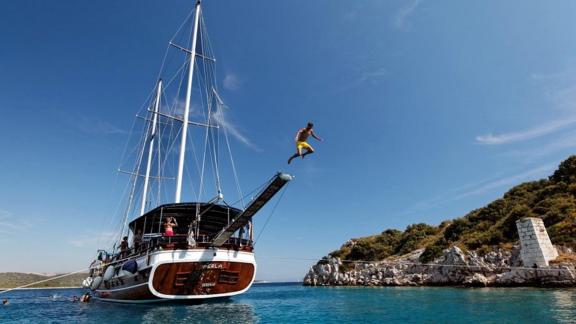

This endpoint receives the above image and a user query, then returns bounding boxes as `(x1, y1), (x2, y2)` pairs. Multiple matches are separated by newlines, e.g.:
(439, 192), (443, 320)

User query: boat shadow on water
(95, 298), (258, 323)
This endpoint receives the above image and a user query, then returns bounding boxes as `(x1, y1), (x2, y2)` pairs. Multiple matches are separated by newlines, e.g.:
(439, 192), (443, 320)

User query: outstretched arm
(311, 130), (323, 141)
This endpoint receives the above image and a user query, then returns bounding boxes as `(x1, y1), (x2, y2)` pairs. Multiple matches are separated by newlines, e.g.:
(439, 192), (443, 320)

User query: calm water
(0, 283), (575, 323)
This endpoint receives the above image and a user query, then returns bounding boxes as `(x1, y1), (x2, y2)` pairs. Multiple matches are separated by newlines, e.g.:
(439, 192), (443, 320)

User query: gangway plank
(211, 172), (293, 246)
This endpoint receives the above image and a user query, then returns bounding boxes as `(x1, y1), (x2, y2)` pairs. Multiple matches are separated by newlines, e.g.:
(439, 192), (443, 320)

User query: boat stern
(148, 250), (256, 299)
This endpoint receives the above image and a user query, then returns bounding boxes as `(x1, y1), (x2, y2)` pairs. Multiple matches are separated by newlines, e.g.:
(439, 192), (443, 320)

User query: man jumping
(288, 122), (323, 164)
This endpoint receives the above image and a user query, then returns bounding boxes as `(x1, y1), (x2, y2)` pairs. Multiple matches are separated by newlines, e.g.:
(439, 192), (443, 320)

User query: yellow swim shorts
(296, 141), (313, 151)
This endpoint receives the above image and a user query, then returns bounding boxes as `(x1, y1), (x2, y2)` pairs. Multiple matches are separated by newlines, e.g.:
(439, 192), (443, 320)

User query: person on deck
(288, 122), (323, 164)
(133, 229), (143, 253)
(239, 226), (245, 246)
(119, 236), (129, 258)
(164, 217), (178, 237)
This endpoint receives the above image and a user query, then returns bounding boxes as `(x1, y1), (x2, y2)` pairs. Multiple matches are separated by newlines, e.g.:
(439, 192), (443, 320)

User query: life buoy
(82, 277), (93, 288)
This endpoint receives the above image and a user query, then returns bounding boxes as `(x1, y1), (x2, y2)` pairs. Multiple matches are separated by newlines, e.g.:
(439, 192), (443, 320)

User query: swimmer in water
(80, 293), (91, 303)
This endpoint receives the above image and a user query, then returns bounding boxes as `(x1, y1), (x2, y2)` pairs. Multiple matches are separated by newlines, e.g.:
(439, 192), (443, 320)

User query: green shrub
(420, 238), (448, 263)
(550, 156), (576, 183)
(395, 223), (439, 255)
(325, 155), (576, 263)
(443, 218), (472, 242)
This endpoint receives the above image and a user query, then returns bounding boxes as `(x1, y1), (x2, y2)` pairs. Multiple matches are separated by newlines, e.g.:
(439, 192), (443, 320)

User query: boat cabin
(127, 202), (252, 253)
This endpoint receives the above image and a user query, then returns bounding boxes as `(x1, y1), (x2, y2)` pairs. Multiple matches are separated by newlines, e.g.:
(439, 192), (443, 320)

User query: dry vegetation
(0, 272), (88, 289)
(550, 253), (576, 265)
(328, 156), (576, 264)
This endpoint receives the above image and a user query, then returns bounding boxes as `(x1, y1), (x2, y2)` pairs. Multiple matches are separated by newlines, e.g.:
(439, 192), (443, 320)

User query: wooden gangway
(211, 172), (293, 246)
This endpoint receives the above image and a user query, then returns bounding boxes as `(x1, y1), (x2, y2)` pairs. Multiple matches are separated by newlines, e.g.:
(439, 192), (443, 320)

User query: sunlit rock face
(303, 245), (576, 287)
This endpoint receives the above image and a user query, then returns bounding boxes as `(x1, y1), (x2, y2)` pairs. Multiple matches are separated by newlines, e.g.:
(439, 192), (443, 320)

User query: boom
(211, 172), (293, 246)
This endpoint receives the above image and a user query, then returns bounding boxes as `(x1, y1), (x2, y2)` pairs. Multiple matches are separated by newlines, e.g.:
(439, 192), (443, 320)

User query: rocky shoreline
(303, 246), (576, 287)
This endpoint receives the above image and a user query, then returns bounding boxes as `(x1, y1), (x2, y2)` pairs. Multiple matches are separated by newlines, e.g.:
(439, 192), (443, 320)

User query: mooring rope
(2, 254), (570, 295)
(258, 256), (576, 273)
(0, 268), (89, 295)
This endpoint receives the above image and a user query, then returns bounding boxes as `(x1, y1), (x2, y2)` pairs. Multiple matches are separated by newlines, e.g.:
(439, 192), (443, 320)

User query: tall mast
(140, 79), (162, 215)
(175, 0), (202, 203)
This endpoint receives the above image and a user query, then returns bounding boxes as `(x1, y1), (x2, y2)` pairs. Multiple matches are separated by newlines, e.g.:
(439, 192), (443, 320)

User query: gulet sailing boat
(82, 1), (292, 303)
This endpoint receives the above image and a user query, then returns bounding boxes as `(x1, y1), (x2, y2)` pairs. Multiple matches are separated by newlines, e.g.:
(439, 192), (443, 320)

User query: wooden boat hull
(93, 249), (256, 303)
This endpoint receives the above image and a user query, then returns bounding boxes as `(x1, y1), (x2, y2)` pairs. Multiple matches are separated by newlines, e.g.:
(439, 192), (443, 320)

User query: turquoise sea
(0, 283), (575, 323)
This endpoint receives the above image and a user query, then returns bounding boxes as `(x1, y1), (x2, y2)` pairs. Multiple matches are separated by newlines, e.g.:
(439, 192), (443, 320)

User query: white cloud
(0, 210), (18, 234)
(475, 117), (576, 145)
(531, 63), (576, 112)
(476, 64), (576, 148)
(0, 210), (34, 235)
(393, 0), (423, 30)
(504, 130), (576, 161)
(335, 66), (389, 92)
(69, 115), (126, 135)
(399, 163), (557, 217)
(531, 70), (572, 82)
(212, 107), (260, 152)
(223, 74), (241, 91)
(69, 230), (117, 248)
(453, 163), (556, 200)
(544, 83), (576, 112)
(171, 98), (201, 119)
(172, 98), (187, 117)
(360, 67), (388, 83)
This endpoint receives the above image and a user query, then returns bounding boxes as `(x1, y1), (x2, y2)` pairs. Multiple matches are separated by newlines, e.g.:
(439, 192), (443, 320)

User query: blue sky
(2, 0), (576, 281)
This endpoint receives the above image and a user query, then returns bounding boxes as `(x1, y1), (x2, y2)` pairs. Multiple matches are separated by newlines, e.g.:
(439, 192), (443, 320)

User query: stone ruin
(515, 217), (558, 267)
(303, 216), (575, 287)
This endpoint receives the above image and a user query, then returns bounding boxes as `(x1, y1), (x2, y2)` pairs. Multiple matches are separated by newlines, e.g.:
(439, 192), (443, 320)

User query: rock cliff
(303, 246), (576, 287)
(303, 156), (576, 288)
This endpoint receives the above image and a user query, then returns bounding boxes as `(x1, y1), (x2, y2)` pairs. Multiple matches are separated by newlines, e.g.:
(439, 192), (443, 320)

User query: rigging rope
(102, 2), (253, 248)
(1, 257), (568, 296)
(222, 112), (245, 208)
(201, 14), (226, 201)
(257, 256), (575, 273)
(0, 268), (89, 295)
(253, 183), (290, 246)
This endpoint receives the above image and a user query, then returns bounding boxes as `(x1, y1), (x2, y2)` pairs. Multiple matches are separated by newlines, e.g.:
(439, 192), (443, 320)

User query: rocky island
(304, 157), (576, 287)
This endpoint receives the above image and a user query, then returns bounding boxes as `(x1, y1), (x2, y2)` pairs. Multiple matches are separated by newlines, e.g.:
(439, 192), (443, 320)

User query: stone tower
(516, 217), (558, 267)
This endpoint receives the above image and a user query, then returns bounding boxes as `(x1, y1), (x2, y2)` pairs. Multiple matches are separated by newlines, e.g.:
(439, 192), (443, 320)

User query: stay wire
(255, 256), (575, 273)
(253, 182), (290, 246)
